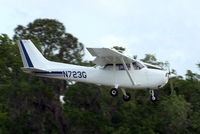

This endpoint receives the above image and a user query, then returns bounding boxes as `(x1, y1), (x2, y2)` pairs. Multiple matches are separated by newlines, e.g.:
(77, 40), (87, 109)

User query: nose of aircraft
(163, 71), (176, 86)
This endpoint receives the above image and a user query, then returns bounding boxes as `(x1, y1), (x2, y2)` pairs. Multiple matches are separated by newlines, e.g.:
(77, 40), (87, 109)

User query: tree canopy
(14, 19), (84, 64)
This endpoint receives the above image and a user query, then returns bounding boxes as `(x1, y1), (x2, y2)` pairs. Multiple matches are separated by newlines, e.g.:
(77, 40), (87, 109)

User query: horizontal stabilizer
(21, 67), (49, 73)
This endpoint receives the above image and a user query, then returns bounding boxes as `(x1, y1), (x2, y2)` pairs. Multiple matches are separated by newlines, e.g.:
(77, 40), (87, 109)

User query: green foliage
(112, 46), (125, 53)
(157, 94), (191, 133)
(185, 70), (200, 81)
(12, 19), (84, 133)
(197, 63), (200, 69)
(141, 54), (168, 69)
(0, 18), (85, 134)
(14, 18), (84, 64)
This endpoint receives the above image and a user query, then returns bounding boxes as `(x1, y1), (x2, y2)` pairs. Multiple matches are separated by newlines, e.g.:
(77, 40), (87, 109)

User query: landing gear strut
(150, 89), (157, 102)
(121, 88), (131, 102)
(123, 92), (131, 101)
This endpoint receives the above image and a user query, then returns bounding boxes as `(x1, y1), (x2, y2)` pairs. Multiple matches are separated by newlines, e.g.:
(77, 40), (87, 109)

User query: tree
(185, 70), (200, 81)
(197, 63), (200, 69)
(141, 54), (168, 69)
(14, 18), (84, 64)
(12, 19), (85, 134)
(157, 94), (191, 134)
(112, 46), (125, 53)
(0, 34), (61, 133)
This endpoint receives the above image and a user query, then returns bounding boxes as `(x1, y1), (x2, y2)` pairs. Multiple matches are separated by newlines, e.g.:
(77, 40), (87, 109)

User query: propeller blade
(169, 79), (174, 94)
(168, 73), (176, 95)
(166, 62), (176, 95)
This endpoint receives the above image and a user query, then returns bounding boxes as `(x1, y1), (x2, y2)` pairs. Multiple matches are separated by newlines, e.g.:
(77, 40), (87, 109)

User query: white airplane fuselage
(17, 40), (170, 91)
(32, 61), (168, 90)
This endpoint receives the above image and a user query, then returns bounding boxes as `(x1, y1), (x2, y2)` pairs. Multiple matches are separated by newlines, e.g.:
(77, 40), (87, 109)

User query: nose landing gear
(150, 89), (157, 102)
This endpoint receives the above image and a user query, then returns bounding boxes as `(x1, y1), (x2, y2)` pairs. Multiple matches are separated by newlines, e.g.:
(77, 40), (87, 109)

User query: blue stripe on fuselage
(20, 40), (34, 67)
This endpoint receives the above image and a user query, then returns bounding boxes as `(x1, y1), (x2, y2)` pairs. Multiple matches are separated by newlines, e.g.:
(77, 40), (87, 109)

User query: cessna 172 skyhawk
(17, 40), (175, 102)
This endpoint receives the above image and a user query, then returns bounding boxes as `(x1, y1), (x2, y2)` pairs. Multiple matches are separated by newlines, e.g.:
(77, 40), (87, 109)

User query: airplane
(17, 40), (176, 102)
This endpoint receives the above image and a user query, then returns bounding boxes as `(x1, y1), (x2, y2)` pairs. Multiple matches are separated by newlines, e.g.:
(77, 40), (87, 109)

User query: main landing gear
(110, 88), (131, 102)
(110, 88), (118, 97)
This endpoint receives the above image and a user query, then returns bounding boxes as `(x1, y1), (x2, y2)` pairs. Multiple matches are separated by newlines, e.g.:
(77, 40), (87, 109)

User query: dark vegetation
(0, 19), (200, 134)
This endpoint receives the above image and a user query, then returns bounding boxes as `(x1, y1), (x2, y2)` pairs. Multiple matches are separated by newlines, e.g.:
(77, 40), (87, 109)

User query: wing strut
(121, 57), (135, 86)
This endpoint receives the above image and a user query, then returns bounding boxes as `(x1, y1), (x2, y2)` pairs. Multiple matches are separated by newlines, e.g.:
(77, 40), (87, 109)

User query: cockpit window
(132, 62), (144, 70)
(117, 64), (124, 70)
(104, 63), (131, 70)
(116, 64), (131, 70)
(104, 64), (113, 70)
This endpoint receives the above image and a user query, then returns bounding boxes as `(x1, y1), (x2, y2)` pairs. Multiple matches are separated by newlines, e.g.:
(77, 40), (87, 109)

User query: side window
(104, 64), (113, 70)
(118, 64), (124, 70)
(126, 64), (131, 70)
(116, 64), (131, 70)
(132, 62), (144, 70)
(104, 63), (132, 71)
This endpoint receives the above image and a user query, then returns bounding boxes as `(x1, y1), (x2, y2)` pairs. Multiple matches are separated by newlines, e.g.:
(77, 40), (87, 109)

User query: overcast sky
(0, 0), (200, 76)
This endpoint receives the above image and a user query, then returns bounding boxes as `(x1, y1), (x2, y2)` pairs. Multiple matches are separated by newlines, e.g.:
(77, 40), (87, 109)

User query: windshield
(132, 62), (144, 70)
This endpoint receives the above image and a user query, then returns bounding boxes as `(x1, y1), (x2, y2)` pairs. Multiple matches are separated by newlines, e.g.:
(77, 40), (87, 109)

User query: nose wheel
(150, 89), (157, 102)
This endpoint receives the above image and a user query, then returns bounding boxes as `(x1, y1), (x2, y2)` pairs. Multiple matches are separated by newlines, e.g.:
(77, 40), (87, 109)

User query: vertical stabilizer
(17, 40), (49, 69)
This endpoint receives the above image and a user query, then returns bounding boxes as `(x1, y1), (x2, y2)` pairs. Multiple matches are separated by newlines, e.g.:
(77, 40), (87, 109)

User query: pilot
(133, 62), (140, 70)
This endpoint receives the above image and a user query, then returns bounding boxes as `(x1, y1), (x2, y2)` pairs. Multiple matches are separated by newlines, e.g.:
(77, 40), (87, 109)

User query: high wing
(87, 48), (162, 70)
(87, 48), (138, 66)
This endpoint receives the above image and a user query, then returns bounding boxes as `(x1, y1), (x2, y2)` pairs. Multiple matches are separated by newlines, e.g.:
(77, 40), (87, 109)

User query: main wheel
(110, 88), (118, 97)
(123, 93), (131, 102)
(150, 95), (157, 102)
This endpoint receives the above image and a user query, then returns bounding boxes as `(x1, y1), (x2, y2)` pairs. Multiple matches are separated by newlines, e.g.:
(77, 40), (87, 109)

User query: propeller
(166, 64), (176, 95)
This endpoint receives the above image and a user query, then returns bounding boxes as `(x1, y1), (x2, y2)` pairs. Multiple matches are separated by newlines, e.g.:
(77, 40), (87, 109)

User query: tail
(17, 40), (49, 72)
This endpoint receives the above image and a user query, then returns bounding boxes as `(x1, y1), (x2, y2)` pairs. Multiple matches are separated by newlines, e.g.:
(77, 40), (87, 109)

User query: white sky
(0, 0), (200, 76)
